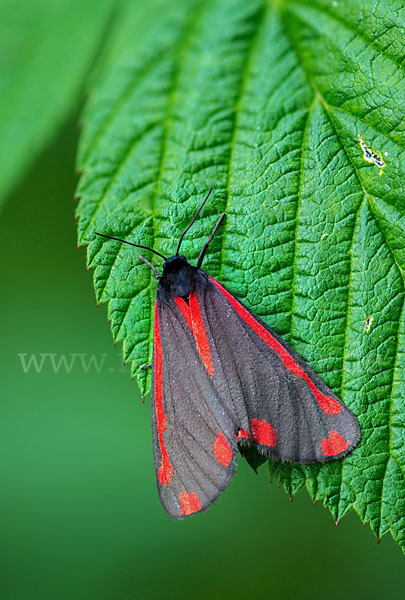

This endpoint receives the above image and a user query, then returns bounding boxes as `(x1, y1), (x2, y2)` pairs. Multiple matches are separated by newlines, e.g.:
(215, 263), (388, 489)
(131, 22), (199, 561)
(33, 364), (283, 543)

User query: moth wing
(195, 275), (360, 463)
(151, 293), (239, 520)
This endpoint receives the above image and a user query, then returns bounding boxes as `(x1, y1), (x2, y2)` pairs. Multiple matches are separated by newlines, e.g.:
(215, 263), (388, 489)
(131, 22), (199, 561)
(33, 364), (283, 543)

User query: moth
(96, 190), (360, 519)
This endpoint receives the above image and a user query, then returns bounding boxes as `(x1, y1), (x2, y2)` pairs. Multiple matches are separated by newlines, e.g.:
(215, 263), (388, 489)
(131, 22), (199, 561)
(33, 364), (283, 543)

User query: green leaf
(0, 0), (114, 209)
(76, 0), (405, 551)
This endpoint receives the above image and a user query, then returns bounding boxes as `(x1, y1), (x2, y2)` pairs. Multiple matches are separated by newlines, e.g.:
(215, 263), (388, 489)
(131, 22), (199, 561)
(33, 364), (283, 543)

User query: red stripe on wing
(154, 301), (173, 486)
(175, 292), (214, 376)
(209, 277), (341, 416)
(174, 297), (193, 330)
(189, 291), (214, 376)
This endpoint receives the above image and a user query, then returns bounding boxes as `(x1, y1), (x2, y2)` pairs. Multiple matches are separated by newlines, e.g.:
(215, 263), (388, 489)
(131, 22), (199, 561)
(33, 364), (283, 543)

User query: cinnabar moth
(96, 190), (360, 519)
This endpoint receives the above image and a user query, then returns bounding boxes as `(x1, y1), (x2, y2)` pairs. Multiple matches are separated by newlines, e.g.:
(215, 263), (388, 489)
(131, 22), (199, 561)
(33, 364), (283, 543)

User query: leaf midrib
(218, 4), (266, 283)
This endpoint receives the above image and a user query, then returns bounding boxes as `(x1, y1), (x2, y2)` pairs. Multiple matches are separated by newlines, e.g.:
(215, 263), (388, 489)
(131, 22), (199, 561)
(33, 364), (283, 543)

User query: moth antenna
(176, 188), (213, 256)
(196, 212), (226, 269)
(95, 232), (167, 260)
(139, 255), (160, 279)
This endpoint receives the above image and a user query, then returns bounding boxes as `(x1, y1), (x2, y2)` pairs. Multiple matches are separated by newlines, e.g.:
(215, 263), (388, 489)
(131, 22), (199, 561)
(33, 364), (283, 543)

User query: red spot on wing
(174, 297), (193, 330)
(189, 291), (214, 376)
(250, 419), (278, 447)
(209, 277), (341, 416)
(236, 428), (251, 441)
(213, 432), (232, 466)
(321, 430), (349, 456)
(154, 302), (173, 486)
(179, 491), (201, 516)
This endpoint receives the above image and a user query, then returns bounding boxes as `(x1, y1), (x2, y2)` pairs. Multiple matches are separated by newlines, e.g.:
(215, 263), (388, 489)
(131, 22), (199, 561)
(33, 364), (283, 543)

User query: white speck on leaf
(358, 135), (386, 168)
(364, 316), (374, 332)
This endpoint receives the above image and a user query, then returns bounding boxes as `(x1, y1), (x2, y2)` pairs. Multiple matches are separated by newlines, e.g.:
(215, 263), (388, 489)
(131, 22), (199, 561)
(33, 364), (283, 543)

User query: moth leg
(139, 255), (160, 279)
(141, 363), (152, 370)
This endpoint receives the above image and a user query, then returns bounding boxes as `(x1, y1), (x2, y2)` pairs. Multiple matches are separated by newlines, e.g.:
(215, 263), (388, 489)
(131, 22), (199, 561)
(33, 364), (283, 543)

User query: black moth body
(96, 192), (361, 519)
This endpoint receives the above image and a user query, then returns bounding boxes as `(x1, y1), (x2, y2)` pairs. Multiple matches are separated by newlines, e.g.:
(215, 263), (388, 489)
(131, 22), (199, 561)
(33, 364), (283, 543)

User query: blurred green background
(1, 111), (404, 599)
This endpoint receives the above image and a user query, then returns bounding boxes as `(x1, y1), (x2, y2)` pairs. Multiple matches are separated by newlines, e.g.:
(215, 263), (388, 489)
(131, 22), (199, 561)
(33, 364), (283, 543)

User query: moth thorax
(161, 256), (196, 298)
